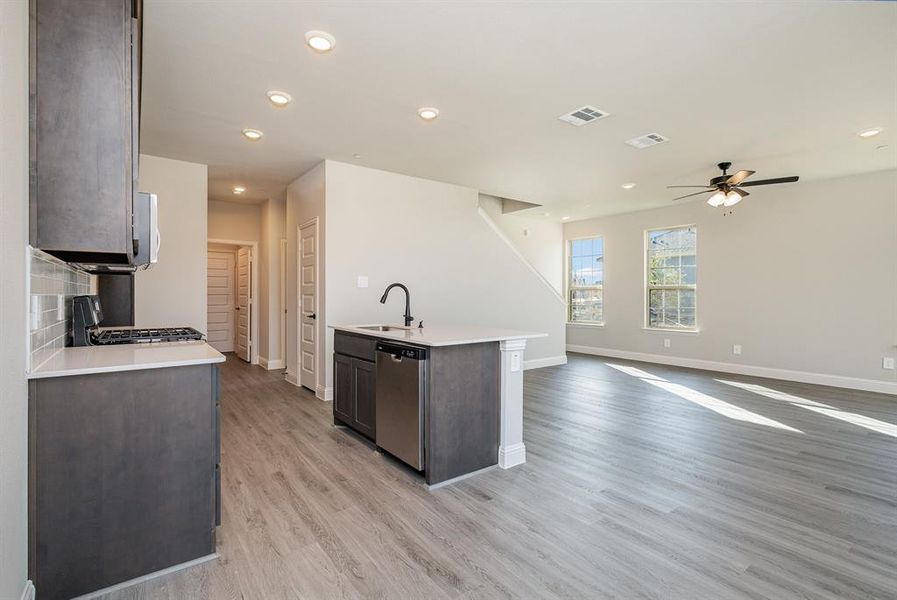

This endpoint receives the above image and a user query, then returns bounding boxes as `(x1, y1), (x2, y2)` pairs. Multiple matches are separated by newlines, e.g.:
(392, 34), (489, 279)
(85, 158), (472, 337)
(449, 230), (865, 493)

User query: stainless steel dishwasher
(375, 341), (428, 470)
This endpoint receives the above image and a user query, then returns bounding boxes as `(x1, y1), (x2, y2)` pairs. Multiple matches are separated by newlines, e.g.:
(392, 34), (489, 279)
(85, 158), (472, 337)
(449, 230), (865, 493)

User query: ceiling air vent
(558, 105), (609, 127)
(625, 133), (669, 149)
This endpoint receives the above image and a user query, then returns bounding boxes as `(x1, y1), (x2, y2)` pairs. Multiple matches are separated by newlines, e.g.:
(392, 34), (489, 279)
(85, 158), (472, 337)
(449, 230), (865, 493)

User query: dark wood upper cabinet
(30, 0), (143, 265)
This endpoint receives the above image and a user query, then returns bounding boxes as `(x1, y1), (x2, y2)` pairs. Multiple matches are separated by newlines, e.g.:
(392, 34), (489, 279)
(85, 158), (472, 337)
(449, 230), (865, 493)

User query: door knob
(305, 313), (316, 320)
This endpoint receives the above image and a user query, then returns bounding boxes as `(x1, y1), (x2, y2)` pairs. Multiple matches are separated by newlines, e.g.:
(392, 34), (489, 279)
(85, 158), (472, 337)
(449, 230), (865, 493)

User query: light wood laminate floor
(100, 353), (897, 600)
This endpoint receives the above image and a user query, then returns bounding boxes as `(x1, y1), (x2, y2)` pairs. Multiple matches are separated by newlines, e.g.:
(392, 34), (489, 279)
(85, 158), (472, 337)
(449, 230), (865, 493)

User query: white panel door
(299, 221), (318, 390)
(236, 246), (252, 362)
(207, 250), (235, 353)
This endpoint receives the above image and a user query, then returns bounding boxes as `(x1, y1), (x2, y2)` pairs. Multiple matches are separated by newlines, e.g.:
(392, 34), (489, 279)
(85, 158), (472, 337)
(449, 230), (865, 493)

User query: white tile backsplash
(28, 247), (92, 370)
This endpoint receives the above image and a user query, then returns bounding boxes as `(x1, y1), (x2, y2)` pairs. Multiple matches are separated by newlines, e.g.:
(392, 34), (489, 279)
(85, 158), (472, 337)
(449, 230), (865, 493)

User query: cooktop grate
(91, 327), (204, 345)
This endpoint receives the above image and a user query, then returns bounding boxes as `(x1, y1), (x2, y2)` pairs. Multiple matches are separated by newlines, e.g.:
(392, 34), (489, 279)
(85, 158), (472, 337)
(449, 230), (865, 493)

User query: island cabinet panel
(352, 359), (376, 438)
(30, 0), (142, 264)
(333, 353), (355, 424)
(333, 332), (376, 440)
(425, 342), (500, 485)
(29, 364), (218, 600)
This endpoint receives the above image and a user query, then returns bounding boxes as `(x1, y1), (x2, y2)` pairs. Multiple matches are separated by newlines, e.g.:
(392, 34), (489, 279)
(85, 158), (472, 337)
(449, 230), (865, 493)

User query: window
(646, 226), (696, 329)
(568, 237), (604, 324)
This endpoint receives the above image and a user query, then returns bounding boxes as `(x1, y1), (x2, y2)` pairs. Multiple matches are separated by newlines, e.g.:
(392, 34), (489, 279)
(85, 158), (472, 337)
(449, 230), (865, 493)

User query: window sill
(566, 322), (605, 328)
(641, 327), (700, 335)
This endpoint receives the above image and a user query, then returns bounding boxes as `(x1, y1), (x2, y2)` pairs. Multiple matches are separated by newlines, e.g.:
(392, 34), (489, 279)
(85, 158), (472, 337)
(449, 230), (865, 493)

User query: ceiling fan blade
(726, 170), (755, 185)
(733, 187), (750, 198)
(738, 175), (799, 187)
(672, 189), (714, 201)
(667, 185), (715, 189)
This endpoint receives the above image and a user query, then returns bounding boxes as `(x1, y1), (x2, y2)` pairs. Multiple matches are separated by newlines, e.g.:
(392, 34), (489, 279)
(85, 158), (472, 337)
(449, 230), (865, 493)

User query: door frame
(297, 218), (320, 395)
(208, 238), (259, 365)
(279, 238), (287, 368)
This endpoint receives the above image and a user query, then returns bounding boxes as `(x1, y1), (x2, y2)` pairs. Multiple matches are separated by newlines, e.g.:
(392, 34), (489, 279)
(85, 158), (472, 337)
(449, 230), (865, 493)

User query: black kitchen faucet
(379, 283), (413, 327)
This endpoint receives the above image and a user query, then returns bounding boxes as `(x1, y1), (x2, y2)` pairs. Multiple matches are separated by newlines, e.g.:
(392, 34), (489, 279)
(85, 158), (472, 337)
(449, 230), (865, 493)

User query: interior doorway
(207, 240), (258, 363)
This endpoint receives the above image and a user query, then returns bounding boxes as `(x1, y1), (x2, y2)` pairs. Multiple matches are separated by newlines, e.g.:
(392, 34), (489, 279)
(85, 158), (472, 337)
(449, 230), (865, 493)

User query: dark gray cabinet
(29, 363), (220, 600)
(333, 331), (501, 486)
(30, 0), (143, 265)
(333, 332), (376, 439)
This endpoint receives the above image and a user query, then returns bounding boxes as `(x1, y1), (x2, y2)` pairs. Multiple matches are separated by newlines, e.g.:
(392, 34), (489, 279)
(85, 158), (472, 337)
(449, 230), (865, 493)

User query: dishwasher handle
(376, 342), (427, 361)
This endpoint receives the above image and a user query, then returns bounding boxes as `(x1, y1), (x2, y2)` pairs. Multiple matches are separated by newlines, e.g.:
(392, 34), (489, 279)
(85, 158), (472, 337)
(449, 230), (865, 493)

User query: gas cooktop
(91, 327), (204, 345)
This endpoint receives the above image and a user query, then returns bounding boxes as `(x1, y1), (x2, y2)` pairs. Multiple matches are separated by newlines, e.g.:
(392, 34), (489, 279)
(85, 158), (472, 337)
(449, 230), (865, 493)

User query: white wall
(286, 163), (326, 388)
(479, 194), (565, 294)
(259, 197), (286, 366)
(564, 169), (897, 389)
(208, 200), (261, 242)
(0, 1), (30, 597)
(136, 155), (208, 332)
(322, 161), (567, 389)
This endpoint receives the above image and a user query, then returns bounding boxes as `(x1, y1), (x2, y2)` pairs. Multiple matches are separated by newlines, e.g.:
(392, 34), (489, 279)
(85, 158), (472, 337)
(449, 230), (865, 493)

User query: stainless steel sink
(357, 325), (410, 332)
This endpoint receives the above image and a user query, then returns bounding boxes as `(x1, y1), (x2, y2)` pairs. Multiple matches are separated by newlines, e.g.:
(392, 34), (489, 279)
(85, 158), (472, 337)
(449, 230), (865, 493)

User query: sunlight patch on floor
(646, 379), (803, 432)
(605, 363), (802, 433)
(717, 379), (897, 438)
(604, 363), (667, 381)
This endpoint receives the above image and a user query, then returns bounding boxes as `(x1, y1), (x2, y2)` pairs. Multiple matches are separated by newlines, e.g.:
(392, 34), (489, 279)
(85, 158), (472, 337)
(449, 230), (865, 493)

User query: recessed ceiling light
(233, 186), (246, 195)
(305, 30), (336, 53)
(417, 107), (439, 121)
(561, 216), (570, 221)
(542, 212), (551, 217)
(877, 144), (889, 151)
(622, 182), (636, 189)
(858, 128), (882, 138)
(266, 90), (292, 107)
(241, 128), (263, 141)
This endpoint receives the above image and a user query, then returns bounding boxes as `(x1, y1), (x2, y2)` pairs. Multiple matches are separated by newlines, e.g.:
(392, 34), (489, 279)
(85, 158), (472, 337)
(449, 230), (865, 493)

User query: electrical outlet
(663, 338), (671, 348)
(733, 344), (742, 355)
(356, 275), (368, 289)
(883, 357), (896, 370)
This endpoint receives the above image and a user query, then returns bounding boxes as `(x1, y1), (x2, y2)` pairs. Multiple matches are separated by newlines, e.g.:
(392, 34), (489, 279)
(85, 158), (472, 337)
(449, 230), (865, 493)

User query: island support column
(498, 338), (527, 468)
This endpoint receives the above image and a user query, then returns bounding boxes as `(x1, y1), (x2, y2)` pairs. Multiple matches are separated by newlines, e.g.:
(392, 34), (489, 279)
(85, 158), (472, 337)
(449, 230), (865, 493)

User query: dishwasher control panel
(375, 342), (427, 361)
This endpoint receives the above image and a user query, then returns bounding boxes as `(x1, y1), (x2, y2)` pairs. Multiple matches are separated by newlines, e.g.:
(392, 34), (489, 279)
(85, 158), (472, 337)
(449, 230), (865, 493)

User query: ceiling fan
(668, 162), (799, 207)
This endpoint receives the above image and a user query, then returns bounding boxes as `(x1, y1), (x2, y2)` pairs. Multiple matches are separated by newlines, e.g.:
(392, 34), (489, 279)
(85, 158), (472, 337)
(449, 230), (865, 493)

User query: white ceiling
(140, 1), (897, 218)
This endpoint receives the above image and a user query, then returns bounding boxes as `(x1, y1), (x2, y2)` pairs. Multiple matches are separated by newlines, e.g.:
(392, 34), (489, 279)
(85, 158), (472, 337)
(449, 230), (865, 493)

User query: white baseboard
(316, 385), (333, 401)
(20, 580), (35, 600)
(284, 372), (299, 386)
(566, 345), (897, 395)
(524, 355), (567, 370)
(258, 356), (285, 370)
(498, 443), (526, 468)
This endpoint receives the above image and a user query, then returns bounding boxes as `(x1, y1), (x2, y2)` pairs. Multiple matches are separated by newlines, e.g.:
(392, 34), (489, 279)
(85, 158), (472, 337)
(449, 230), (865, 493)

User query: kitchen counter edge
(331, 324), (547, 347)
(28, 341), (226, 379)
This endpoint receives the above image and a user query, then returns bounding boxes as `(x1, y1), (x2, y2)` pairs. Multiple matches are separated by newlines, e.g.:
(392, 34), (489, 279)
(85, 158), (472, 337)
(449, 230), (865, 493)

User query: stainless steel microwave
(133, 191), (159, 267)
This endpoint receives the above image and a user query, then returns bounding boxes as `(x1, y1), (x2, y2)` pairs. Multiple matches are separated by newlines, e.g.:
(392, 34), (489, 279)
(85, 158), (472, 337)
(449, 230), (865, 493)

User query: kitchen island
(28, 341), (225, 600)
(331, 325), (545, 486)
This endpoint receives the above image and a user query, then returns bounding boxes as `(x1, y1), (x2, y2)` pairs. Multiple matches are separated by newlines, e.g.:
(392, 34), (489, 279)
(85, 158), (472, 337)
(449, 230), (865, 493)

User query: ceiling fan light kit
(669, 161), (798, 208)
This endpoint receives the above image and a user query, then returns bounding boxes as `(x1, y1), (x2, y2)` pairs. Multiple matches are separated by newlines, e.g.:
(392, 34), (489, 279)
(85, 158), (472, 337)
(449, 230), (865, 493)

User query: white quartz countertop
(331, 324), (546, 347)
(28, 341), (226, 379)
